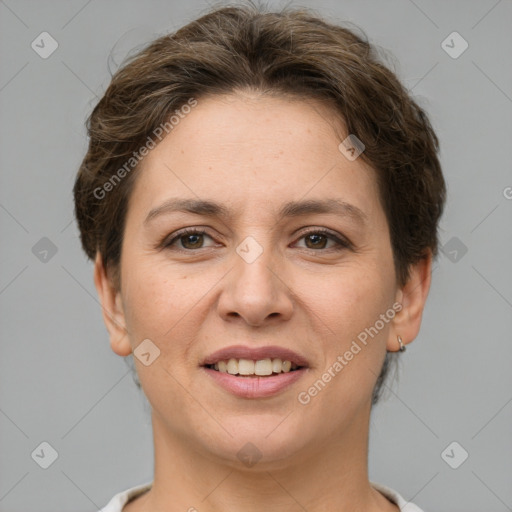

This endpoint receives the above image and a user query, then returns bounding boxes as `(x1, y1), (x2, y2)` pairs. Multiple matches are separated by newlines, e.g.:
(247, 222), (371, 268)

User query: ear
(93, 252), (132, 356)
(388, 250), (433, 351)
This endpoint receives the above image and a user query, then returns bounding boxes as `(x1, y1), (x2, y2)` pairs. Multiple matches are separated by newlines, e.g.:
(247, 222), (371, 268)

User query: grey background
(1, 0), (511, 510)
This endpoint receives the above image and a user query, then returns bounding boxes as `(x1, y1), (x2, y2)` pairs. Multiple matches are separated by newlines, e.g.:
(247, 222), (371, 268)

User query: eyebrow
(144, 197), (368, 226)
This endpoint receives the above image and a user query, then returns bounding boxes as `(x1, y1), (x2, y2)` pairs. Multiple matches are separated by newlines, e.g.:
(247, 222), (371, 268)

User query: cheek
(310, 260), (392, 337)
(120, 262), (199, 397)
(309, 262), (394, 390)
(120, 256), (182, 342)
(120, 256), (216, 364)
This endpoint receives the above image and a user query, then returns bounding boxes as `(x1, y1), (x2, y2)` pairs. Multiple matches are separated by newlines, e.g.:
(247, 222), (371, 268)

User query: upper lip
(201, 345), (309, 367)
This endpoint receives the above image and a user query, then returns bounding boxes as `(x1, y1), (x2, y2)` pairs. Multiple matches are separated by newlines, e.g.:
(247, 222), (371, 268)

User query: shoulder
(370, 481), (426, 512)
(98, 481), (153, 512)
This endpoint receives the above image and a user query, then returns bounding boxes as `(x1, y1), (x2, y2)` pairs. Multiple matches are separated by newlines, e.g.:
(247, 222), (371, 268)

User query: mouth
(200, 345), (309, 398)
(203, 358), (304, 377)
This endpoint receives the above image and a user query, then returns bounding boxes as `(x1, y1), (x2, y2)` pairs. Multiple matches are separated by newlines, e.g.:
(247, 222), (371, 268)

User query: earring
(397, 335), (406, 352)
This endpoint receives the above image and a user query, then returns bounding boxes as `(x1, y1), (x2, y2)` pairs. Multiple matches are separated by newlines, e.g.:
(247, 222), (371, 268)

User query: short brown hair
(73, 2), (446, 404)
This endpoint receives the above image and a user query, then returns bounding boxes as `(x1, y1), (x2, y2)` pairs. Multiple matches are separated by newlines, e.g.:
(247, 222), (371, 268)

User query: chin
(199, 413), (314, 469)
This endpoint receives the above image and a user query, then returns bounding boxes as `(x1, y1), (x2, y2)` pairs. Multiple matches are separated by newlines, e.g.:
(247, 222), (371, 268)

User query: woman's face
(97, 93), (419, 467)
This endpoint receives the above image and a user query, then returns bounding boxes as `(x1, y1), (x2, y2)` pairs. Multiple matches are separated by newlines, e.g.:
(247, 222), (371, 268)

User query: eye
(294, 228), (350, 251)
(163, 228), (215, 251)
(161, 227), (351, 252)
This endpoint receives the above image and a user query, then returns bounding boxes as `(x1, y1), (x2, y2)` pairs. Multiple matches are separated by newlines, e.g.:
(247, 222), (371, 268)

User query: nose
(216, 241), (294, 327)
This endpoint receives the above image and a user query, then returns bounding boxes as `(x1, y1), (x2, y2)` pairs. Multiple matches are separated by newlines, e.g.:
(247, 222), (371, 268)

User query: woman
(73, 3), (446, 511)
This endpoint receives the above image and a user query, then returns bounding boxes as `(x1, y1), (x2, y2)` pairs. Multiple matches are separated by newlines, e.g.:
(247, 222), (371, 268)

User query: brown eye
(304, 233), (328, 249)
(296, 229), (350, 251)
(180, 233), (205, 249)
(164, 229), (214, 250)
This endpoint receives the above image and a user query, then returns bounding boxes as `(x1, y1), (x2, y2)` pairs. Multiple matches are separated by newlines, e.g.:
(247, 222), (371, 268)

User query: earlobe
(388, 251), (433, 352)
(93, 253), (132, 357)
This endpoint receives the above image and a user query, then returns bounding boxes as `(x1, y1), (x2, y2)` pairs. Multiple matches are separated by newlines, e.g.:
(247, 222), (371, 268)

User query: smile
(205, 358), (302, 376)
(202, 362), (308, 399)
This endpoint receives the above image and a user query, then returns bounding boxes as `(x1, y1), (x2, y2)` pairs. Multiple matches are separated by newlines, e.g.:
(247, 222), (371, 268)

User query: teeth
(238, 359), (254, 375)
(227, 358), (238, 375)
(254, 358), (273, 376)
(272, 358), (282, 373)
(210, 358), (299, 376)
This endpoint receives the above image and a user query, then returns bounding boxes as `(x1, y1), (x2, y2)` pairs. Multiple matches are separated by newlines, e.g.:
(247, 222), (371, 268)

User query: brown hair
(73, 2), (446, 404)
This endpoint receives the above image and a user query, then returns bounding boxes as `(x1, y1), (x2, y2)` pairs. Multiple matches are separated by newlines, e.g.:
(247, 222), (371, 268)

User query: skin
(94, 92), (432, 512)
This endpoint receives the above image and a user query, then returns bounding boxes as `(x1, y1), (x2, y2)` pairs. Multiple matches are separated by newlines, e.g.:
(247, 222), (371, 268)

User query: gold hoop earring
(397, 335), (406, 352)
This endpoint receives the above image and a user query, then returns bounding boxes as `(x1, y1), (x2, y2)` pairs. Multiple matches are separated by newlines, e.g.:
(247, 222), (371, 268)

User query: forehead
(128, 93), (382, 224)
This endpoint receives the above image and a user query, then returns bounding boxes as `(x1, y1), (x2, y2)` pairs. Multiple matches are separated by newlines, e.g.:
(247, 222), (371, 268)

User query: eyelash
(161, 227), (351, 252)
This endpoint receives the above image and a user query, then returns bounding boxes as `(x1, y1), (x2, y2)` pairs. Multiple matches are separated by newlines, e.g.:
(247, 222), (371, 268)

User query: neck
(129, 403), (398, 512)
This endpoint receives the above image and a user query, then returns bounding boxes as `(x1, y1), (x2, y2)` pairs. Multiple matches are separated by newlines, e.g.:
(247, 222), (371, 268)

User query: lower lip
(202, 367), (307, 398)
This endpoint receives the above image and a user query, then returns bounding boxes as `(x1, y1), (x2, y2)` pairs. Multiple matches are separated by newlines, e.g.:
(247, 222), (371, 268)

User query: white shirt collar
(99, 480), (425, 511)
